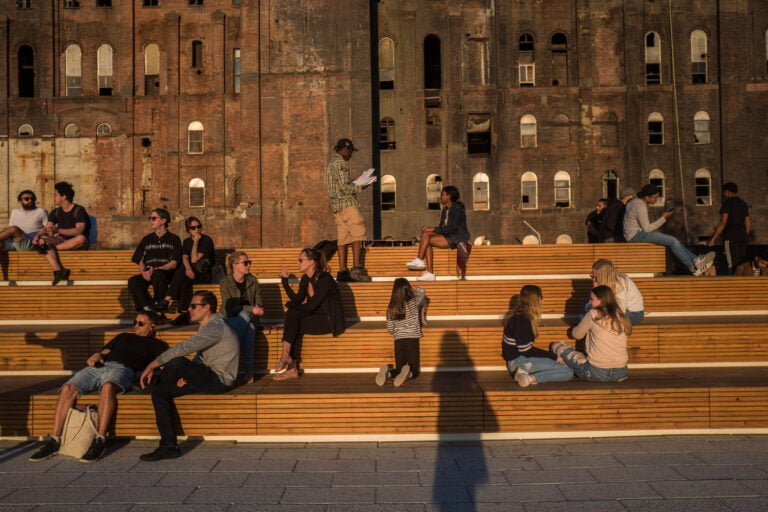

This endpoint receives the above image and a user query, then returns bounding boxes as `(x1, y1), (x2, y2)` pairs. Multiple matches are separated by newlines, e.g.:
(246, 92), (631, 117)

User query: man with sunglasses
(29, 312), (167, 463)
(0, 190), (48, 252)
(138, 290), (239, 461)
(127, 208), (182, 314)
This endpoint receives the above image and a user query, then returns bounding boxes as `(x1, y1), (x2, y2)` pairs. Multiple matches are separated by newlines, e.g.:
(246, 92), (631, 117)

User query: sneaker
(349, 266), (372, 282)
(139, 445), (182, 462)
(406, 258), (426, 270)
(171, 311), (190, 326)
(515, 369), (534, 388)
(151, 299), (170, 312)
(52, 268), (70, 286)
(375, 364), (391, 386)
(336, 270), (352, 282)
(28, 437), (60, 462)
(80, 436), (106, 463)
(393, 364), (411, 387)
(692, 256), (715, 276)
(417, 271), (436, 281)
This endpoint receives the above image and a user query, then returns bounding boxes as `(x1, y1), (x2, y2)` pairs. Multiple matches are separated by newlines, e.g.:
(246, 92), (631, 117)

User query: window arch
(555, 234), (573, 244)
(189, 178), (205, 207)
(188, 121), (204, 154)
(18, 124), (34, 137)
(645, 31), (662, 85)
(381, 175), (396, 211)
(649, 169), (666, 207)
(97, 44), (114, 96)
(18, 45), (35, 97)
(522, 235), (540, 245)
(602, 170), (619, 199)
(379, 37), (395, 89)
(691, 30), (707, 83)
(96, 123), (112, 136)
(521, 172), (538, 209)
(65, 44), (82, 96)
(648, 112), (664, 145)
(144, 43), (160, 96)
(695, 168), (712, 205)
(518, 33), (535, 86)
(473, 173), (490, 210)
(554, 171), (571, 208)
(553, 114), (570, 146)
(694, 111), (710, 144)
(426, 174), (443, 210)
(64, 123), (79, 137)
(380, 117), (396, 150)
(520, 114), (537, 148)
(600, 112), (618, 146)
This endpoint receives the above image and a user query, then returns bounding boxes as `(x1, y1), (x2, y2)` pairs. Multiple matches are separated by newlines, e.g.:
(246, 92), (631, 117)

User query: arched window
(96, 123), (112, 136)
(18, 124), (34, 137)
(648, 112), (663, 145)
(467, 114), (491, 155)
(424, 35), (441, 107)
(554, 171), (571, 208)
(192, 40), (203, 68)
(518, 33), (535, 86)
(381, 175), (396, 211)
(426, 174), (442, 210)
(144, 43), (160, 96)
(379, 37), (395, 89)
(553, 114), (570, 146)
(695, 168), (712, 205)
(64, 123), (79, 137)
(188, 121), (204, 154)
(600, 112), (618, 146)
(65, 44), (82, 96)
(521, 172), (538, 209)
(473, 173), (490, 210)
(603, 170), (619, 199)
(18, 45), (35, 97)
(522, 235), (540, 245)
(694, 111), (710, 144)
(380, 117), (396, 150)
(691, 30), (708, 83)
(645, 31), (662, 85)
(97, 44), (114, 96)
(555, 234), (573, 244)
(550, 32), (568, 86)
(649, 169), (665, 207)
(189, 178), (205, 207)
(520, 114), (537, 148)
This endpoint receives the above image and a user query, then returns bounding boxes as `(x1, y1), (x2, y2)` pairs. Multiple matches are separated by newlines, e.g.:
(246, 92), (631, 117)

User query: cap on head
(334, 138), (358, 152)
(636, 184), (660, 198)
(620, 187), (636, 198)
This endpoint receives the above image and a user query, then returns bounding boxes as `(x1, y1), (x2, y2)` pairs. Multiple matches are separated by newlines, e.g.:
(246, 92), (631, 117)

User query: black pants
(281, 308), (331, 363)
(394, 338), (420, 378)
(724, 238), (747, 273)
(150, 357), (226, 447)
(127, 270), (175, 310)
(166, 267), (211, 311)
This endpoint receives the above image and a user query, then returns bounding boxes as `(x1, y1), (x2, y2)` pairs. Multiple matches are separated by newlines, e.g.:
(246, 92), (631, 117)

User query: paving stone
(334, 471), (420, 486)
(95, 486), (195, 503)
(620, 498), (734, 511)
(587, 465), (684, 482)
(470, 483), (566, 502)
(156, 471), (249, 487)
(212, 458), (296, 472)
(718, 497), (768, 512)
(418, 469), (508, 486)
(229, 506), (327, 512)
(186, 486), (284, 504)
(32, 505), (131, 512)
(413, 445), (494, 460)
(426, 504), (524, 512)
(0, 471), (81, 487)
(329, 505), (426, 512)
(520, 501), (628, 512)
(130, 505), (232, 512)
(261, 447), (340, 460)
(488, 444), (570, 458)
(693, 451), (768, 466)
(464, 456), (539, 471)
(377, 458), (459, 472)
(338, 447), (416, 459)
(71, 472), (164, 487)
(563, 441), (646, 455)
(133, 458), (218, 473)
(534, 454), (622, 469)
(649, 480), (758, 498)
(502, 468), (596, 485)
(671, 464), (768, 481)
(244, 471), (334, 487)
(376, 485), (470, 504)
(296, 458), (376, 472)
(3, 486), (105, 504)
(558, 482), (661, 500)
(740, 478), (768, 494)
(613, 452), (706, 466)
(282, 486), (376, 504)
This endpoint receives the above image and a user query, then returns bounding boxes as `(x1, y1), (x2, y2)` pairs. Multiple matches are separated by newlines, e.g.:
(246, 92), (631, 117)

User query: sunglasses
(237, 260), (252, 266)
(148, 216), (160, 220)
(189, 303), (207, 309)
(133, 320), (150, 327)
(189, 225), (202, 230)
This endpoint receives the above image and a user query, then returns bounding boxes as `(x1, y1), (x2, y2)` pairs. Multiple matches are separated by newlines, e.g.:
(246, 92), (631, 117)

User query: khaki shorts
(334, 206), (367, 246)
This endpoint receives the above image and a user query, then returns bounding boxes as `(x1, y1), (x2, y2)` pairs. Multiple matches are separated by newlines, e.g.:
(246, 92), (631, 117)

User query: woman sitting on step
(552, 285), (631, 383)
(588, 259), (645, 326)
(502, 285), (573, 388)
(273, 247), (346, 380)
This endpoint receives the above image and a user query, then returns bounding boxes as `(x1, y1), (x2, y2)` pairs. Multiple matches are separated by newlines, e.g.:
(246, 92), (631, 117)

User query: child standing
(376, 278), (427, 387)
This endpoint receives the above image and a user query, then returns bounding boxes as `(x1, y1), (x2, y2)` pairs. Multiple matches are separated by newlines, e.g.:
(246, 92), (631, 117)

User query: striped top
(386, 287), (426, 341)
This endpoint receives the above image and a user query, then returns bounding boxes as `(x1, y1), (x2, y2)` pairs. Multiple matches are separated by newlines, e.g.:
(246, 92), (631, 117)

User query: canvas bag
(59, 406), (98, 459)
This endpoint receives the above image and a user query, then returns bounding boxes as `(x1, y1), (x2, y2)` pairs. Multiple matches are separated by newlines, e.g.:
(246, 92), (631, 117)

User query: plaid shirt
(326, 153), (361, 213)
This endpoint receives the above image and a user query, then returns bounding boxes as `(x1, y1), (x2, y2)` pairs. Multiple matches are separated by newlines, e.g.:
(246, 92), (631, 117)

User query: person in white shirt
(0, 190), (48, 251)
(623, 184), (714, 276)
(590, 259), (644, 325)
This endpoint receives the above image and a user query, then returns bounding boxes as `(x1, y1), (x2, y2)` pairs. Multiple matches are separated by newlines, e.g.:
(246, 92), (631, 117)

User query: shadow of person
(431, 329), (498, 510)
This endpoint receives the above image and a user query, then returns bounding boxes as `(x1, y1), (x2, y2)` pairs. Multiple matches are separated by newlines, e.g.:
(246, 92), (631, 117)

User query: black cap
(334, 138), (358, 152)
(637, 184), (660, 198)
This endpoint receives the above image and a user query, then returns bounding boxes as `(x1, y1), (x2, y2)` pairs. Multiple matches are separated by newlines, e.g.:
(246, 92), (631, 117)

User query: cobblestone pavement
(1, 435), (767, 511)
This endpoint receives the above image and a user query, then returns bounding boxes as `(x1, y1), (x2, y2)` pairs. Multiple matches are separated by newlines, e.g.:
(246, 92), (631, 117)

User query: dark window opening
(467, 115), (491, 155)
(519, 33), (534, 52)
(143, 0), (158, 7)
(192, 41), (203, 68)
(145, 75), (160, 96)
(551, 33), (567, 52)
(64, 0), (80, 8)
(18, 45), (35, 97)
(97, 0), (111, 6)
(189, 0), (202, 5)
(692, 61), (707, 83)
(648, 121), (663, 145)
(423, 35), (441, 90)
(380, 118), (396, 150)
(646, 64), (661, 85)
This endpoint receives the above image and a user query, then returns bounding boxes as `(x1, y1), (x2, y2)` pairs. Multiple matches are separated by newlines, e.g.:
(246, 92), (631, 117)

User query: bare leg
(0, 226), (24, 247)
(280, 341), (294, 365)
(52, 384), (80, 437)
(425, 245), (434, 273)
(44, 247), (63, 271)
(338, 244), (349, 271)
(96, 383), (119, 437)
(351, 240), (362, 268)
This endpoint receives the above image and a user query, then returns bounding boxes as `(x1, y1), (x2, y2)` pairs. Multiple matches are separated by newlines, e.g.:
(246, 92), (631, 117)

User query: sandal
(273, 366), (299, 381)
(272, 360), (290, 374)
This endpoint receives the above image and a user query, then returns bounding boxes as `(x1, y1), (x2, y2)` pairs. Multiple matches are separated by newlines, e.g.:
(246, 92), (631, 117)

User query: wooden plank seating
(0, 243), (666, 283)
(0, 276), (765, 321)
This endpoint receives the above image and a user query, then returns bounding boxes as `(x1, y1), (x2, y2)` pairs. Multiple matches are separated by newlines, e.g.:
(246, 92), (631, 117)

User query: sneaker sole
(28, 453), (57, 463)
(694, 259), (714, 276)
(375, 365), (389, 386)
(406, 264), (426, 270)
(393, 365), (411, 387)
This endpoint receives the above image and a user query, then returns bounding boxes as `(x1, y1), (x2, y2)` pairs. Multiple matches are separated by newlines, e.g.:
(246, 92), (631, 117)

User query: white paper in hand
(353, 168), (377, 187)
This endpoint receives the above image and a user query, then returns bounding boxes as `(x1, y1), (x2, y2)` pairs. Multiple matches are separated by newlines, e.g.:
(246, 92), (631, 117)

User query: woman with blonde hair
(501, 285), (573, 388)
(590, 258), (644, 325)
(552, 285), (631, 382)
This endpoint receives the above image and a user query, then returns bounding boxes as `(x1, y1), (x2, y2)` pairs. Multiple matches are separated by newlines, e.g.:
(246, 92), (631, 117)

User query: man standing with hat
(623, 184), (715, 275)
(325, 138), (374, 282)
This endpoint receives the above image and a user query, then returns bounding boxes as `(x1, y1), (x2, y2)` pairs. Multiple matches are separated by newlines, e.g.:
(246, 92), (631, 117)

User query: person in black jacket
(273, 247), (346, 380)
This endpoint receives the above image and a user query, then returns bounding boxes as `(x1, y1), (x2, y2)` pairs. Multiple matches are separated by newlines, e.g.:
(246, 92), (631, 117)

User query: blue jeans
(629, 230), (696, 272)
(227, 310), (257, 374)
(557, 345), (628, 382)
(626, 310), (644, 326)
(506, 356), (573, 385)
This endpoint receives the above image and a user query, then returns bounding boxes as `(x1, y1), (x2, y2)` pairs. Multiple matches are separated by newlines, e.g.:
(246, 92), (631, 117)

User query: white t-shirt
(9, 207), (48, 235)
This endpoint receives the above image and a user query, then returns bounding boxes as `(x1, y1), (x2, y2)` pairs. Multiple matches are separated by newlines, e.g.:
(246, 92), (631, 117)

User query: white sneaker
(393, 364), (411, 387)
(515, 369), (533, 388)
(375, 365), (390, 386)
(406, 258), (426, 270)
(692, 253), (715, 276)
(417, 271), (436, 281)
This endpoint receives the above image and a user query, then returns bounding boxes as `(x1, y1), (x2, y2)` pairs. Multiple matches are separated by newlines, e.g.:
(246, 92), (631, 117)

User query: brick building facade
(1, 1), (766, 249)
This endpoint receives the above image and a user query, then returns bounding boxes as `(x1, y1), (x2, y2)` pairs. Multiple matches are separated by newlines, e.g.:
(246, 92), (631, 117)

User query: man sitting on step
(29, 311), (167, 463)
